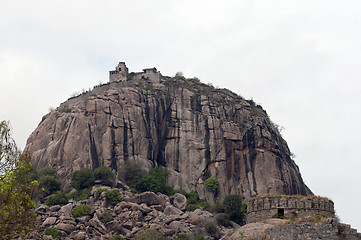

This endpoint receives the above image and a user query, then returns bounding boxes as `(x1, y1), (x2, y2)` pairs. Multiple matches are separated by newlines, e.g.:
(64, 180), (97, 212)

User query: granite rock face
(25, 77), (311, 201)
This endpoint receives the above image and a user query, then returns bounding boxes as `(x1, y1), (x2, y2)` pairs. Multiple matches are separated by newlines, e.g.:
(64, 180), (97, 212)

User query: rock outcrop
(26, 185), (231, 240)
(25, 76), (311, 201)
(226, 219), (361, 240)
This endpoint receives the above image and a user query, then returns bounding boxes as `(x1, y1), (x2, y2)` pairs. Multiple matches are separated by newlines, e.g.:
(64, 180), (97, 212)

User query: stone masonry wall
(252, 222), (361, 240)
(246, 195), (335, 223)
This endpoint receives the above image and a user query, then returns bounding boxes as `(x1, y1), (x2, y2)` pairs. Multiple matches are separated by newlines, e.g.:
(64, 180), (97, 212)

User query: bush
(204, 177), (218, 192)
(216, 213), (233, 227)
(68, 187), (92, 201)
(71, 168), (95, 190)
(71, 205), (91, 218)
(120, 161), (144, 185)
(110, 236), (124, 240)
(94, 166), (114, 186)
(39, 175), (61, 195)
(223, 195), (244, 223)
(184, 191), (210, 211)
(45, 192), (69, 206)
(176, 233), (190, 240)
(95, 188), (108, 198)
(131, 167), (173, 195)
(211, 201), (225, 213)
(39, 167), (57, 177)
(132, 229), (165, 240)
(101, 211), (114, 224)
(194, 235), (206, 240)
(204, 221), (218, 235)
(44, 227), (62, 239)
(105, 189), (122, 206)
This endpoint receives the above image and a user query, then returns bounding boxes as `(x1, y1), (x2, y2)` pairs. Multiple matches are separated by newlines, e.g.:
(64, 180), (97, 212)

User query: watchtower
(109, 62), (129, 82)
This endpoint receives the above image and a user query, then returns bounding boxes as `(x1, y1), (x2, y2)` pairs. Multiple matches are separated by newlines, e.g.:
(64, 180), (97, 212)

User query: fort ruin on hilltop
(246, 195), (335, 223)
(109, 62), (162, 83)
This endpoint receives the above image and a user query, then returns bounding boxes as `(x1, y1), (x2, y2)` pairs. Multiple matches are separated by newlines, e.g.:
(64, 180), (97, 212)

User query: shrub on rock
(71, 168), (95, 190)
(204, 177), (218, 192)
(45, 192), (69, 206)
(105, 189), (122, 206)
(39, 175), (61, 195)
(132, 229), (165, 240)
(71, 205), (91, 218)
(44, 227), (62, 239)
(216, 213), (232, 227)
(94, 166), (114, 186)
(204, 221), (218, 235)
(176, 234), (190, 240)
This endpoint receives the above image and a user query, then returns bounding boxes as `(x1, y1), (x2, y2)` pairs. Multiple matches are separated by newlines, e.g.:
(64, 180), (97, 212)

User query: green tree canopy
(71, 168), (95, 190)
(223, 194), (244, 223)
(131, 167), (173, 195)
(94, 166), (114, 186)
(204, 176), (219, 192)
(0, 121), (37, 239)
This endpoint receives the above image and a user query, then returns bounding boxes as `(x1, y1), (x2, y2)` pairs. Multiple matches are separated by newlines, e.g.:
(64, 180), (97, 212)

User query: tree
(204, 176), (219, 192)
(0, 121), (37, 239)
(94, 166), (114, 186)
(71, 168), (95, 190)
(223, 194), (244, 223)
(131, 167), (173, 195)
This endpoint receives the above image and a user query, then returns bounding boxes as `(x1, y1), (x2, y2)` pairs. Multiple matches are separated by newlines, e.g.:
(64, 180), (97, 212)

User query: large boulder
(25, 75), (312, 202)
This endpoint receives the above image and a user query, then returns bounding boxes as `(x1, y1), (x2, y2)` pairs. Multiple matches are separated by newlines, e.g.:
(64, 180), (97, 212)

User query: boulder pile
(26, 183), (234, 240)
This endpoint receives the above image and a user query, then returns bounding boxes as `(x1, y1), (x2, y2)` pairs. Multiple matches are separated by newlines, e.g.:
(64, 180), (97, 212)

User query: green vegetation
(132, 228), (165, 240)
(211, 201), (225, 213)
(95, 188), (108, 198)
(120, 161), (144, 185)
(71, 168), (95, 190)
(194, 235), (207, 240)
(204, 221), (218, 235)
(68, 187), (92, 201)
(39, 174), (61, 195)
(174, 71), (185, 80)
(223, 194), (244, 223)
(45, 192), (69, 206)
(100, 211), (114, 224)
(110, 236), (125, 240)
(204, 177), (219, 192)
(71, 205), (91, 218)
(94, 188), (122, 206)
(175, 233), (190, 240)
(131, 167), (174, 195)
(0, 121), (37, 238)
(216, 213), (233, 227)
(44, 227), (62, 239)
(105, 190), (122, 206)
(39, 167), (57, 177)
(94, 166), (114, 187)
(184, 191), (210, 211)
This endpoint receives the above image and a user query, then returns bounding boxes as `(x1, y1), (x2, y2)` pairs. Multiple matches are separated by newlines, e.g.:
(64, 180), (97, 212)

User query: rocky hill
(25, 67), (311, 203)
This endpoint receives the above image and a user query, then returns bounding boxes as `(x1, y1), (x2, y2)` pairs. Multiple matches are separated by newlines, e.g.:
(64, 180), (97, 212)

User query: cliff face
(25, 77), (311, 201)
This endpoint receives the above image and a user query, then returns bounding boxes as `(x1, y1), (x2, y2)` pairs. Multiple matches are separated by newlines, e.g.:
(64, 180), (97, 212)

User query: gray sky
(1, 0), (361, 230)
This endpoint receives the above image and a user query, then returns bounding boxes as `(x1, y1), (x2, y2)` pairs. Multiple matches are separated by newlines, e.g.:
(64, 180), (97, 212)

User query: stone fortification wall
(246, 195), (335, 223)
(252, 222), (361, 240)
(109, 62), (162, 84)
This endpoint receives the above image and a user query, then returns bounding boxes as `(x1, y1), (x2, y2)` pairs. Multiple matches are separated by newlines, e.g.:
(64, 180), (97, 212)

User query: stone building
(109, 62), (162, 83)
(246, 195), (335, 223)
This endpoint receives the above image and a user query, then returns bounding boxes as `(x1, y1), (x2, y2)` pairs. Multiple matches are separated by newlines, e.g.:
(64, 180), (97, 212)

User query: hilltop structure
(109, 62), (162, 83)
(246, 195), (335, 223)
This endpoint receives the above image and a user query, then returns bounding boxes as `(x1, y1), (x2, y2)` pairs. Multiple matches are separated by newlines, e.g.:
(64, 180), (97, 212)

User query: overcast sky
(1, 0), (361, 231)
